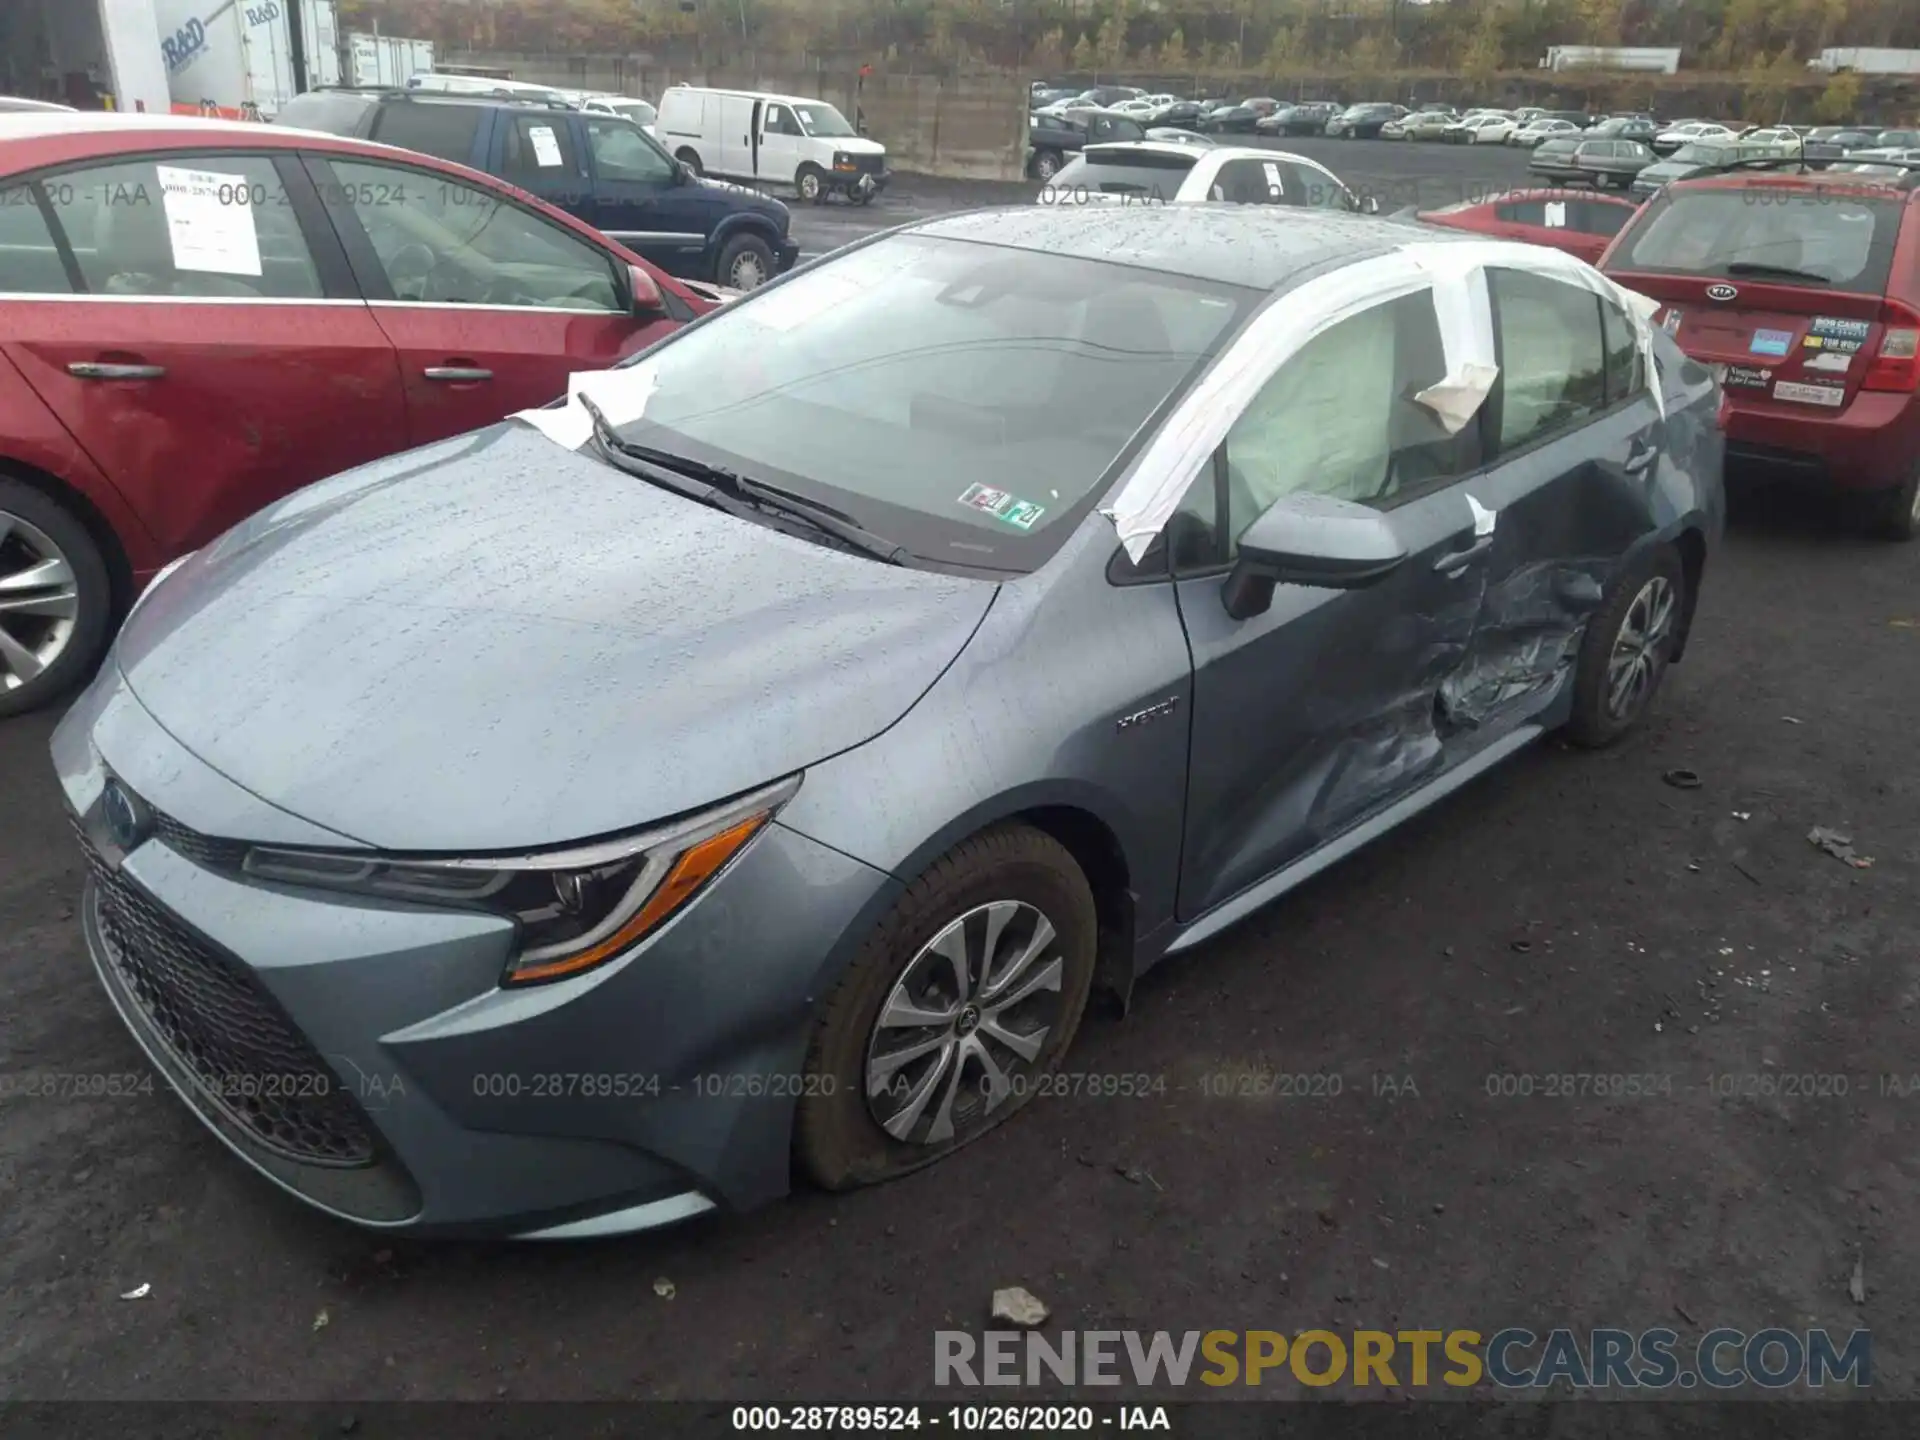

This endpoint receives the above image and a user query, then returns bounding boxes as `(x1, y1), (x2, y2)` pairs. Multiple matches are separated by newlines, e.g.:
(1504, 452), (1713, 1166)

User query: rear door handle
(68, 362), (165, 380)
(1624, 446), (1655, 474)
(1434, 534), (1494, 573)
(423, 366), (493, 382)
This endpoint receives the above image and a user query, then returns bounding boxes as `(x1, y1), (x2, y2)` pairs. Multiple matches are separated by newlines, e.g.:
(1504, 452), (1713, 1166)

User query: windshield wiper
(1722, 262), (1832, 285)
(604, 435), (913, 566)
(577, 394), (737, 508)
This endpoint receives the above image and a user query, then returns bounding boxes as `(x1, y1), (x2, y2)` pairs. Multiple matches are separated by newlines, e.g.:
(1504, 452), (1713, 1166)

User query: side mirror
(627, 262), (665, 316)
(1360, 194), (1381, 214)
(674, 160), (693, 183)
(1220, 493), (1408, 620)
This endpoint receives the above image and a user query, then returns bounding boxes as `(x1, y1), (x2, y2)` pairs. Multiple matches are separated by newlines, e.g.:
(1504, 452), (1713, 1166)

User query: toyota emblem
(1706, 283), (1738, 302)
(101, 779), (150, 852)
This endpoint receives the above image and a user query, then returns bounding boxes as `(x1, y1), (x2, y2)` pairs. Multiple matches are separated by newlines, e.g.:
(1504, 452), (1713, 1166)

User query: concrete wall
(444, 51), (1028, 178)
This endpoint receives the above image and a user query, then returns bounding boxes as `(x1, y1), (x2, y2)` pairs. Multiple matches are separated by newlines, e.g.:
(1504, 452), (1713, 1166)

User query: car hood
(114, 426), (997, 852)
(694, 175), (790, 222)
(829, 136), (887, 157)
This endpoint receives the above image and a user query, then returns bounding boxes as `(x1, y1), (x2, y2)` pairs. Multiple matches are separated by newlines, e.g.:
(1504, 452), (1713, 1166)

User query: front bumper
(54, 671), (900, 1238)
(774, 235), (802, 271)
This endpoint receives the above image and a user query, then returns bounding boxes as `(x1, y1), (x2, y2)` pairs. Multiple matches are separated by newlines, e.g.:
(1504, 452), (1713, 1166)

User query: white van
(654, 86), (891, 204)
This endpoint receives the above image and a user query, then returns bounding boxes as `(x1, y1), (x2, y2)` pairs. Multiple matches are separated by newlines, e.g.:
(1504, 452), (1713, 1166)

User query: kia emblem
(100, 779), (150, 853)
(1706, 283), (1738, 302)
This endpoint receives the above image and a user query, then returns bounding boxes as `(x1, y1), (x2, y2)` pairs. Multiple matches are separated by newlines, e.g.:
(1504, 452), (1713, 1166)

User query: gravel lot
(3, 138), (1916, 1403)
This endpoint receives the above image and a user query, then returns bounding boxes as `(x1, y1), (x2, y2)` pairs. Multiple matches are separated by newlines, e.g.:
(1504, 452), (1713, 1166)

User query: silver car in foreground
(54, 206), (1724, 1238)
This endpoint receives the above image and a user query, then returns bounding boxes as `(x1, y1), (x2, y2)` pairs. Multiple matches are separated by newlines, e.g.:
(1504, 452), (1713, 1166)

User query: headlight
(241, 775), (800, 985)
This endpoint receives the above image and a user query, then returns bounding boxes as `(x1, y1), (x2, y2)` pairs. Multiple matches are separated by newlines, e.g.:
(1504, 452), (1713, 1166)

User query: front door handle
(423, 366), (493, 382)
(68, 361), (165, 380)
(1433, 534), (1494, 573)
(1623, 446), (1655, 474)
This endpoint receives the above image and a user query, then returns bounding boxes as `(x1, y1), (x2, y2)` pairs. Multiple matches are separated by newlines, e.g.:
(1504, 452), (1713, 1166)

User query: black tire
(0, 477), (114, 719)
(795, 163), (826, 204)
(1033, 148), (1064, 182)
(795, 823), (1098, 1191)
(1564, 544), (1686, 749)
(675, 147), (703, 175)
(1864, 463), (1920, 542)
(847, 187), (875, 207)
(714, 232), (776, 291)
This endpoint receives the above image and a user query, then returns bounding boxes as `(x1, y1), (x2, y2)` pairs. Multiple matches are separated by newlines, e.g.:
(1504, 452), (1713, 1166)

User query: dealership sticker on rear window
(1808, 316), (1872, 344)
(959, 483), (1013, 517)
(1749, 329), (1793, 357)
(1722, 364), (1772, 389)
(1773, 380), (1846, 408)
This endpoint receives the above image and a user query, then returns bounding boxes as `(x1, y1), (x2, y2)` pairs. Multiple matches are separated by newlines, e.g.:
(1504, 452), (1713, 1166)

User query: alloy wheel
(1605, 575), (1675, 721)
(0, 510), (79, 694)
(864, 900), (1064, 1146)
(729, 250), (768, 289)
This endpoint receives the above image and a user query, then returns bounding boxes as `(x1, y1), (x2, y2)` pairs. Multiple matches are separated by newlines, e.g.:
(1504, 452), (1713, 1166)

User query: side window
(1279, 161), (1352, 210)
(1487, 267), (1609, 453)
(1495, 200), (1548, 227)
(1192, 291), (1478, 562)
(1574, 200), (1632, 238)
(584, 117), (675, 185)
(763, 104), (798, 137)
(368, 102), (483, 163)
(501, 116), (578, 182)
(42, 156), (321, 299)
(1601, 297), (1645, 404)
(0, 185), (74, 294)
(1211, 159), (1282, 205)
(1089, 117), (1114, 141)
(327, 158), (620, 312)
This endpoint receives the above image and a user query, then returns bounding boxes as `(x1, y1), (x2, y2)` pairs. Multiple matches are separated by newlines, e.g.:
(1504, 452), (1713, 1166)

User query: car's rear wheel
(716, 232), (776, 291)
(1564, 544), (1685, 749)
(1865, 462), (1920, 543)
(796, 163), (825, 203)
(795, 823), (1097, 1191)
(1033, 149), (1064, 181)
(0, 477), (114, 719)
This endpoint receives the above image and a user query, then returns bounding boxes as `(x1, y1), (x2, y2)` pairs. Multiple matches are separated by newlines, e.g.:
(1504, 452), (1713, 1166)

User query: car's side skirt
(1160, 722), (1547, 957)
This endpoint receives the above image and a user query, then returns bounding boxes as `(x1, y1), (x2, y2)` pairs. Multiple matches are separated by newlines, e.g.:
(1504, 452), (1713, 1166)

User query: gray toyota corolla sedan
(53, 205), (1725, 1239)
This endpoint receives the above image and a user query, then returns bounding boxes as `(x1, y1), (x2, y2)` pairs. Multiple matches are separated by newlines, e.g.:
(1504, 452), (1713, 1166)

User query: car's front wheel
(1033, 149), (1064, 181)
(716, 232), (777, 290)
(0, 476), (114, 720)
(1565, 545), (1686, 748)
(796, 163), (825, 203)
(795, 823), (1098, 1190)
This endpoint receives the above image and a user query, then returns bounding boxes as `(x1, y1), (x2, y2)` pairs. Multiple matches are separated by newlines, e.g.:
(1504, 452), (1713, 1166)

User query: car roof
(911, 204), (1486, 291)
(665, 86), (836, 109)
(1666, 166), (1920, 197)
(0, 112), (347, 148)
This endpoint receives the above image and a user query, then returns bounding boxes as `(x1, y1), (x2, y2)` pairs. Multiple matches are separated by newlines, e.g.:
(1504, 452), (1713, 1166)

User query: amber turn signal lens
(506, 811), (770, 984)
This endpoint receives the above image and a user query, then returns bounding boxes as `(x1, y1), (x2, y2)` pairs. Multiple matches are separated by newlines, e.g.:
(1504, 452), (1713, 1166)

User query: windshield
(601, 234), (1249, 571)
(1048, 151), (1195, 199)
(794, 103), (856, 138)
(1620, 187), (1899, 292)
(612, 100), (656, 124)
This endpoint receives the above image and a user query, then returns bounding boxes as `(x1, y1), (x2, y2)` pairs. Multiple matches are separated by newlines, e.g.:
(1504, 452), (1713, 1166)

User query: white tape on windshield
(1102, 237), (1664, 563)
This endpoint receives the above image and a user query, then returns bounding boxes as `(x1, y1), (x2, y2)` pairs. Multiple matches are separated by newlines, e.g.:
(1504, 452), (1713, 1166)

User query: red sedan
(0, 112), (718, 716)
(1413, 188), (1641, 263)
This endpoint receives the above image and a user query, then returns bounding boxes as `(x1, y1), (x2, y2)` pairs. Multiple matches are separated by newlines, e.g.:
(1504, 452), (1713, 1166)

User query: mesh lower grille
(77, 820), (376, 1168)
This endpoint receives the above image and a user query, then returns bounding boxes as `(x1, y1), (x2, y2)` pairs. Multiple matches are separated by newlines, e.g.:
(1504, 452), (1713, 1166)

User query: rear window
(1049, 151), (1195, 200)
(370, 102), (484, 163)
(1618, 186), (1901, 293)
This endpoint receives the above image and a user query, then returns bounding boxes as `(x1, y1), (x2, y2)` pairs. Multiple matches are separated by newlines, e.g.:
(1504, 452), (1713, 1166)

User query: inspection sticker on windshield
(1773, 379), (1846, 408)
(1749, 329), (1793, 357)
(155, 165), (262, 277)
(959, 484), (1013, 517)
(1001, 500), (1045, 531)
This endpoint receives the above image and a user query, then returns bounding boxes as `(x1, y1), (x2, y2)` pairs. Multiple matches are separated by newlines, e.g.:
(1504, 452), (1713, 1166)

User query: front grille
(846, 153), (883, 175)
(152, 810), (249, 872)
(76, 821), (376, 1168)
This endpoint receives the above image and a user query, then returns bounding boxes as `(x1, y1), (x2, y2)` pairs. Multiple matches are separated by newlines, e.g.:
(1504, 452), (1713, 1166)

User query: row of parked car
(0, 79), (899, 714)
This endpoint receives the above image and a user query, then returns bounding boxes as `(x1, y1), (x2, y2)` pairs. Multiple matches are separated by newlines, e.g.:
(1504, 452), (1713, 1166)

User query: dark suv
(277, 88), (799, 290)
(1601, 163), (1920, 539)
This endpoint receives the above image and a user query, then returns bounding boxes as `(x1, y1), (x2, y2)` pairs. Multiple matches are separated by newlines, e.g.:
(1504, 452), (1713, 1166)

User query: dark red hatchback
(0, 113), (717, 716)
(1599, 164), (1920, 540)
